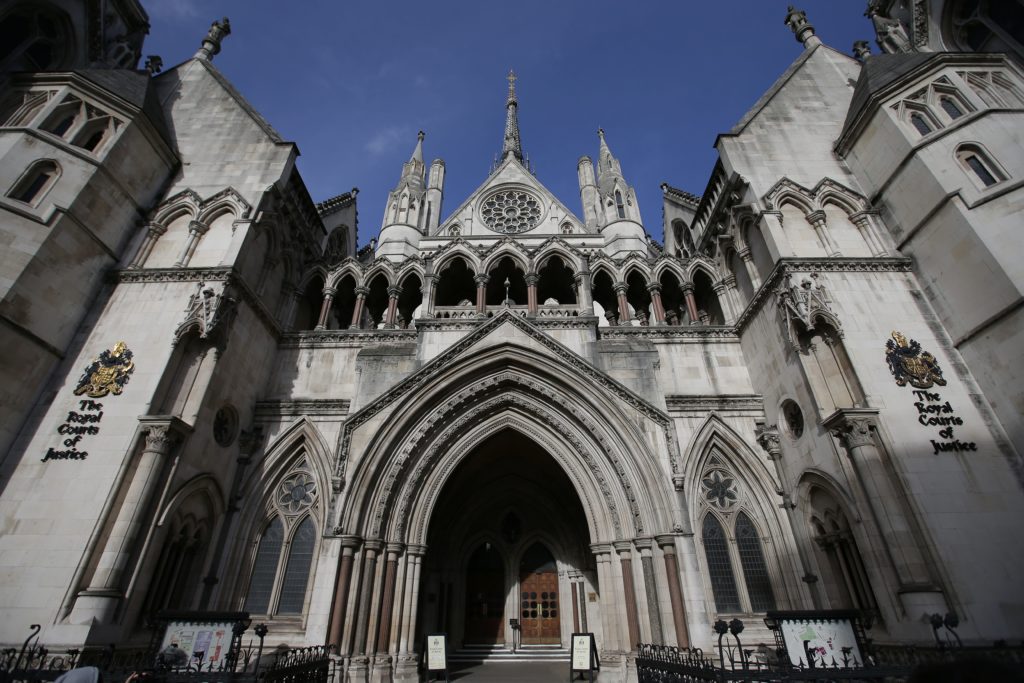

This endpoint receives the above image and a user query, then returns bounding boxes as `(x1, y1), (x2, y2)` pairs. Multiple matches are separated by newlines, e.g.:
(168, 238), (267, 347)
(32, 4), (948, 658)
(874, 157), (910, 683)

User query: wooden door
(519, 542), (560, 645)
(464, 544), (505, 644)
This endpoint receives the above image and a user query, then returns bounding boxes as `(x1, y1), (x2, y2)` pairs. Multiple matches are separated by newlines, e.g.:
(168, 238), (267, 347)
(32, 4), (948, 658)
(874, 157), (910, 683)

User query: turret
(577, 156), (599, 230)
(376, 131), (429, 260)
(425, 158), (445, 234)
(593, 129), (646, 257)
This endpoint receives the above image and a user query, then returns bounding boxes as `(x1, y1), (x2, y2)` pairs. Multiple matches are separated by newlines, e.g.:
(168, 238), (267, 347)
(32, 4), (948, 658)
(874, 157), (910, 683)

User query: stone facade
(0, 3), (1022, 683)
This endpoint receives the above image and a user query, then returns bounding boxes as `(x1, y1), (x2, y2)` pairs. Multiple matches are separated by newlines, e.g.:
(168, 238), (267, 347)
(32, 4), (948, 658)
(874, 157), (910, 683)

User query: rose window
(480, 189), (543, 234)
(278, 471), (316, 514)
(702, 470), (738, 509)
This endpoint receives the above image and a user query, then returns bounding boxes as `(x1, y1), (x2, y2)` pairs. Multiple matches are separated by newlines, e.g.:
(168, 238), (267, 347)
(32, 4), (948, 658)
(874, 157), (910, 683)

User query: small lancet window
(909, 112), (933, 136)
(8, 160), (59, 205)
(957, 145), (1004, 188)
(965, 155), (997, 186)
(245, 517), (284, 615)
(940, 97), (964, 120)
(615, 191), (625, 219)
(702, 514), (740, 612)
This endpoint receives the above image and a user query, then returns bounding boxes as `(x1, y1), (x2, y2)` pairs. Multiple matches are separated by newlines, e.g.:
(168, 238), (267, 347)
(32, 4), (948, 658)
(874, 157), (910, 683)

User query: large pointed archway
(421, 429), (591, 649)
(324, 313), (693, 683)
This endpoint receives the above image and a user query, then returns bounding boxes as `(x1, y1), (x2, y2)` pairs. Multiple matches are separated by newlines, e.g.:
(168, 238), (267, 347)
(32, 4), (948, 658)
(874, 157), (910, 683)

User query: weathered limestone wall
(738, 266), (1024, 641)
(718, 46), (863, 204)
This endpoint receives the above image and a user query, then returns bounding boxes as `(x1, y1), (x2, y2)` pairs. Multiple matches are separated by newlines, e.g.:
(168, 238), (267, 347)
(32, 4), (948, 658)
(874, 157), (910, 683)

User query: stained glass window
(278, 516), (316, 614)
(245, 517), (283, 614)
(940, 97), (963, 119)
(702, 515), (740, 612)
(735, 512), (776, 612)
(910, 112), (932, 135)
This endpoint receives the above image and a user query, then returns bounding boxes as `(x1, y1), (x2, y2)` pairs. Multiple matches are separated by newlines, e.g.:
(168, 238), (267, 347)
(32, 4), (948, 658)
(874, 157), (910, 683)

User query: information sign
(425, 633), (448, 681)
(570, 633), (598, 681)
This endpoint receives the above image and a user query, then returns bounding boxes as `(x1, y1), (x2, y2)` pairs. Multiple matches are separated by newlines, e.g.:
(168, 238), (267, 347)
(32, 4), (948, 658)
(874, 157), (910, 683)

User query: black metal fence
(636, 617), (1024, 683)
(0, 624), (335, 683)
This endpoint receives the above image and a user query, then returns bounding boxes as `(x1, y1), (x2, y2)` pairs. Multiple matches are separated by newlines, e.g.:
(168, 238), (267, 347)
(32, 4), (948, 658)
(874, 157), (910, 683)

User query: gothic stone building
(0, 1), (1022, 682)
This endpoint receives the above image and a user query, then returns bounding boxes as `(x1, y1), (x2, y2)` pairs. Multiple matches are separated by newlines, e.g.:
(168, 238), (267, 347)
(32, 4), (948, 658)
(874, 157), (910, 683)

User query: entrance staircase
(448, 644), (569, 663)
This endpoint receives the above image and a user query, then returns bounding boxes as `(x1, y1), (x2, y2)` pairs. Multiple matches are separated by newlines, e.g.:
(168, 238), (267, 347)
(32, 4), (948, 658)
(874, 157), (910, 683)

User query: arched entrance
(420, 429), (591, 650)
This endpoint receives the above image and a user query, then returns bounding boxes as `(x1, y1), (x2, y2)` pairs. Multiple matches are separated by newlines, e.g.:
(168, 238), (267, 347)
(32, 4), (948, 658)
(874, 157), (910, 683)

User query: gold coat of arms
(74, 341), (136, 398)
(884, 331), (946, 389)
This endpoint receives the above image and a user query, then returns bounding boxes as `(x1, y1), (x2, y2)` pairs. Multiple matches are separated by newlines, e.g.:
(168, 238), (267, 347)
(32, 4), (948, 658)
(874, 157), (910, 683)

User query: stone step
(449, 644), (570, 663)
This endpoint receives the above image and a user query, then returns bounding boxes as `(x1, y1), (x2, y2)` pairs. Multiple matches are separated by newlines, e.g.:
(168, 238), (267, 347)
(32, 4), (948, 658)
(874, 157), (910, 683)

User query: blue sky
(143, 1), (876, 245)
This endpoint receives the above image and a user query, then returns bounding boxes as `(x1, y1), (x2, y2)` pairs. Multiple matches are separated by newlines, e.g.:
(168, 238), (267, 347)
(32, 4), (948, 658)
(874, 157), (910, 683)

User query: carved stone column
(316, 287), (337, 330)
(634, 538), (663, 645)
(655, 535), (689, 647)
(823, 409), (937, 593)
(738, 248), (762, 289)
(353, 540), (383, 657)
(716, 277), (738, 322)
(525, 273), (539, 316)
(281, 286), (302, 332)
(806, 210), (841, 257)
(754, 421), (822, 608)
(576, 257), (594, 316)
(130, 221), (166, 268)
(474, 274), (488, 315)
(72, 417), (189, 623)
(647, 283), (666, 324)
(850, 211), (889, 256)
(681, 283), (700, 324)
(422, 272), (436, 317)
(399, 545), (427, 655)
(174, 219), (209, 267)
(614, 541), (641, 650)
(384, 286), (401, 328)
(613, 282), (630, 325)
(350, 286), (369, 329)
(376, 543), (404, 652)
(591, 544), (619, 651)
(328, 536), (362, 650)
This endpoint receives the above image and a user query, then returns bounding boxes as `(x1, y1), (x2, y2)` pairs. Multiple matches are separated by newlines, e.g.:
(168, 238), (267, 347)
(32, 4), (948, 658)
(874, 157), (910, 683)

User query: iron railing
(636, 616), (1024, 683)
(0, 625), (334, 683)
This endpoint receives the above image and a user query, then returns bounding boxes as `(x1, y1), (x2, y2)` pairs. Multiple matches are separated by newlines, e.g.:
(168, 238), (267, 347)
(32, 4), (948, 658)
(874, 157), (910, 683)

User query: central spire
(501, 69), (523, 161)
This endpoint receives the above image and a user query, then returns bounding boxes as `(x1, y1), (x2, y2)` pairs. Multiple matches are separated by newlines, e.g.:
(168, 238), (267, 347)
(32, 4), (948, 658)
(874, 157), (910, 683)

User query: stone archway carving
(332, 312), (680, 493)
(369, 372), (654, 541)
(395, 405), (619, 541)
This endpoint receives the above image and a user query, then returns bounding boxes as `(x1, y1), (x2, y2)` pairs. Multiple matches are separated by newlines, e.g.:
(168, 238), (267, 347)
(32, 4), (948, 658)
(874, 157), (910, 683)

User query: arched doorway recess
(423, 430), (591, 649)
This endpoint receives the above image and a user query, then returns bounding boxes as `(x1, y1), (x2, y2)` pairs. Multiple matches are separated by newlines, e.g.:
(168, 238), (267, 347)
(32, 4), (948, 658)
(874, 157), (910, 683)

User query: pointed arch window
(615, 191), (625, 219)
(909, 112), (933, 136)
(698, 455), (782, 614)
(940, 96), (964, 120)
(243, 459), (320, 616)
(735, 512), (776, 611)
(278, 516), (316, 614)
(702, 515), (740, 612)
(245, 517), (284, 614)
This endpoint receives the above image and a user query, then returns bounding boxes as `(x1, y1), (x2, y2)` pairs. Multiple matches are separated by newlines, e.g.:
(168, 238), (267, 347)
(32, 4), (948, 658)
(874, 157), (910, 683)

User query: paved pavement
(441, 662), (598, 681)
